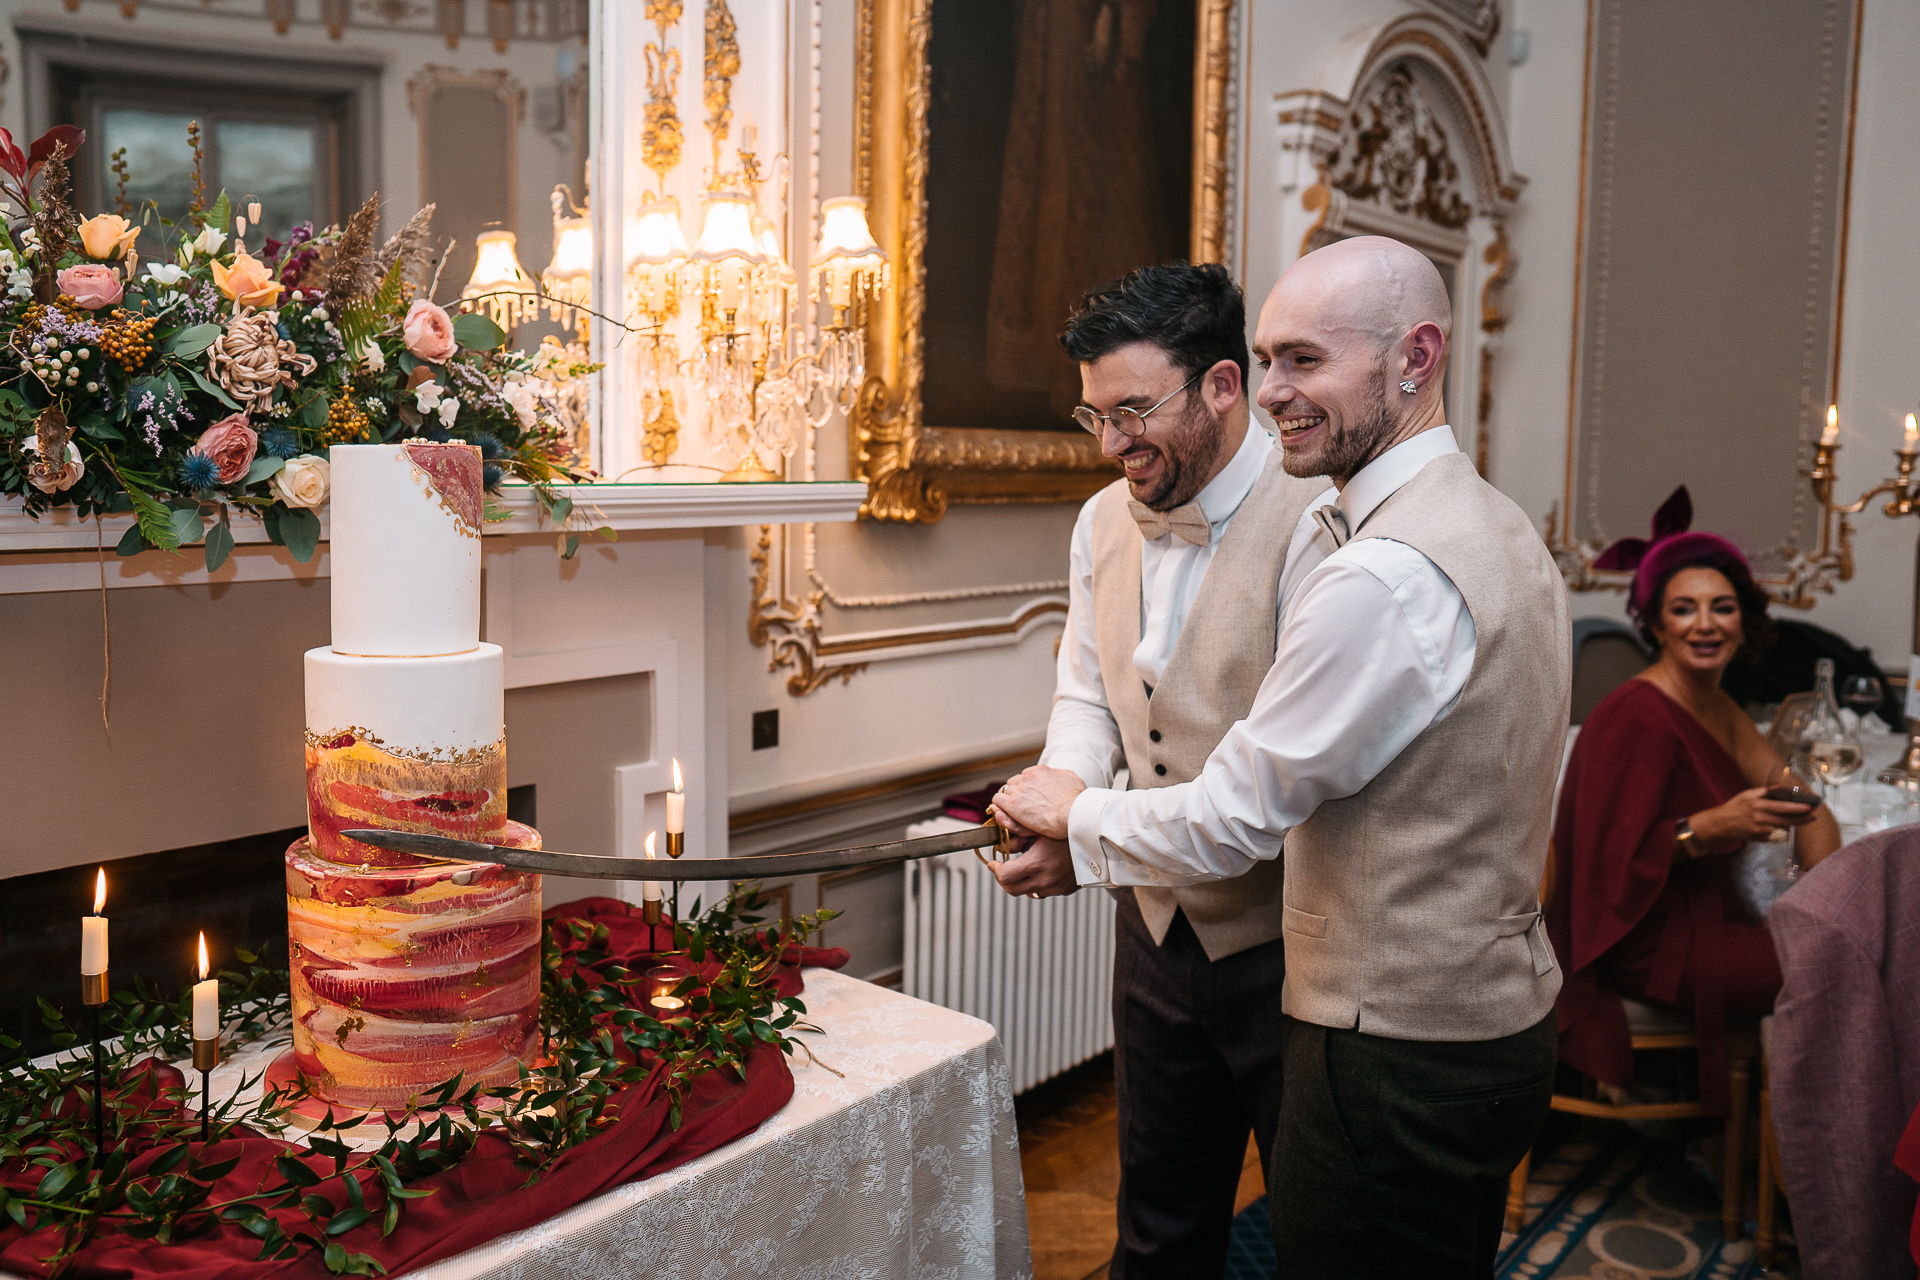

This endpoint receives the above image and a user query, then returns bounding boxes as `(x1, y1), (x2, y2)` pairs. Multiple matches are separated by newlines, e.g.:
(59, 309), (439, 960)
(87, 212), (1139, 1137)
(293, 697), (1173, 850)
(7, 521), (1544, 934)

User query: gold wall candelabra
(1806, 408), (1920, 783)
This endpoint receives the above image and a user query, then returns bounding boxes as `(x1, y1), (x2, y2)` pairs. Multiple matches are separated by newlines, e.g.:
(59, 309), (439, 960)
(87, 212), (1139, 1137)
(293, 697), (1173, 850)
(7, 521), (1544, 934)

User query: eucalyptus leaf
(245, 455), (286, 486)
(300, 393), (330, 432)
(280, 506), (321, 563)
(169, 505), (204, 546)
(450, 311), (505, 351)
(203, 520), (234, 573)
(188, 366), (243, 412)
(114, 524), (145, 557)
(168, 323), (222, 359)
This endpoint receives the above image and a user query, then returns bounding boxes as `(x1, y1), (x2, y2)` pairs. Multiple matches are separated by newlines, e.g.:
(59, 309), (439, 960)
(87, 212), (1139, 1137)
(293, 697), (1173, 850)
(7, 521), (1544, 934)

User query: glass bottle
(1793, 659), (1865, 792)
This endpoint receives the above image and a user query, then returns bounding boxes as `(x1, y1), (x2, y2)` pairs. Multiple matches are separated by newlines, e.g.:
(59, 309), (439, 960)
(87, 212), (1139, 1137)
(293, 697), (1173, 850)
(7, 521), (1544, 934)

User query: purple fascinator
(1592, 486), (1750, 617)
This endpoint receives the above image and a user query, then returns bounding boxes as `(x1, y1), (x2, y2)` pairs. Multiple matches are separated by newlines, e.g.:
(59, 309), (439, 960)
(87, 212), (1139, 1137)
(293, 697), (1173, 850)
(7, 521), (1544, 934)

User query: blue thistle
(483, 462), (504, 491)
(260, 427), (301, 458)
(469, 431), (505, 461)
(420, 426), (451, 443)
(180, 452), (220, 490)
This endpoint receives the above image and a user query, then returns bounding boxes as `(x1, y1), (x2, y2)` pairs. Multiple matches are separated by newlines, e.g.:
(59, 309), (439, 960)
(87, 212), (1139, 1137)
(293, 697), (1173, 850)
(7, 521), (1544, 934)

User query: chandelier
(625, 136), (890, 482)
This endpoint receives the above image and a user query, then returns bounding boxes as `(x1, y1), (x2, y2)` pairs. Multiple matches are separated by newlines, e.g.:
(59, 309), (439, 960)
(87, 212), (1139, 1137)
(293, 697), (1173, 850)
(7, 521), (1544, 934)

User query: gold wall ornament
(1326, 63), (1472, 230)
(643, 390), (681, 466)
(749, 526), (869, 696)
(703, 0), (741, 168)
(851, 0), (1235, 522)
(1190, 0), (1236, 264)
(642, 0), (684, 191)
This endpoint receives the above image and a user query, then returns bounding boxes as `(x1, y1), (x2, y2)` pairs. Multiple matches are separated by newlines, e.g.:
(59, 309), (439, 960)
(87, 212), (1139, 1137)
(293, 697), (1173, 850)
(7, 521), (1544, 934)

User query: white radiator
(903, 822), (1115, 1096)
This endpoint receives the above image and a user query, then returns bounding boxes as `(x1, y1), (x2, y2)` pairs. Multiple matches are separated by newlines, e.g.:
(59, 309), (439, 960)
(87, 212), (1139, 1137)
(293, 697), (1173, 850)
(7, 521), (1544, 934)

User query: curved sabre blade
(339, 823), (1009, 881)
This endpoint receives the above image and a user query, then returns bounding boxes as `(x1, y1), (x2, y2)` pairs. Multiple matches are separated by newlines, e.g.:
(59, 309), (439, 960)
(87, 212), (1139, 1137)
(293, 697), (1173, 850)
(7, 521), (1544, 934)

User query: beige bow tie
(1312, 503), (1351, 549)
(1128, 499), (1212, 546)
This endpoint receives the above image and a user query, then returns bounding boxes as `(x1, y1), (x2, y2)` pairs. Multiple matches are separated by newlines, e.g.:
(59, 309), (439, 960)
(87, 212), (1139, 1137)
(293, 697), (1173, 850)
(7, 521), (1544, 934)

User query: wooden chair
(1755, 1014), (1785, 1267)
(1503, 846), (1758, 1242)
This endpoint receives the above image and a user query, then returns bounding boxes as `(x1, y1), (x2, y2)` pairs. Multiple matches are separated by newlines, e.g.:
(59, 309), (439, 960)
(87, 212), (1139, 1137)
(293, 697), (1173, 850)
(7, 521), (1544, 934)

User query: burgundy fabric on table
(1546, 679), (1781, 1115)
(1, 900), (848, 1280)
(1770, 827), (1920, 1280)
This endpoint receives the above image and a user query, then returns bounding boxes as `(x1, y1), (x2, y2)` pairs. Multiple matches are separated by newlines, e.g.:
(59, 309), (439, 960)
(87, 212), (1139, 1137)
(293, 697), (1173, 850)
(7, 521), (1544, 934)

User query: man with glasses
(989, 262), (1323, 1276)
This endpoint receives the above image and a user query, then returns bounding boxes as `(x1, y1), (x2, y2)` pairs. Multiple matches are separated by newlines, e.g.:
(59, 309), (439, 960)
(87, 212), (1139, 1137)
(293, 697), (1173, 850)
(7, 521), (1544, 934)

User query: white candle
(1905, 413), (1917, 451)
(642, 831), (661, 903)
(81, 868), (107, 976)
(1821, 404), (1839, 446)
(192, 932), (218, 1040)
(667, 758), (685, 835)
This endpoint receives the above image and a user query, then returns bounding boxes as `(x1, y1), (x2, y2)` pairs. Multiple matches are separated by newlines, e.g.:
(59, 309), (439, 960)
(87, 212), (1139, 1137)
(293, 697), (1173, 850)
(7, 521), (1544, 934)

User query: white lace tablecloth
(409, 968), (1032, 1280)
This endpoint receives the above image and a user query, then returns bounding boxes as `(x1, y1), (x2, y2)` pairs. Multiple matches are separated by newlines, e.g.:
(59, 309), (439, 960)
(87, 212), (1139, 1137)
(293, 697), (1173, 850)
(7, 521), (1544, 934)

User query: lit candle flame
(1828, 404), (1838, 428)
(645, 831), (657, 860)
(93, 867), (106, 915)
(197, 932), (209, 982)
(1821, 404), (1839, 445)
(671, 758), (683, 793)
(1906, 413), (1917, 446)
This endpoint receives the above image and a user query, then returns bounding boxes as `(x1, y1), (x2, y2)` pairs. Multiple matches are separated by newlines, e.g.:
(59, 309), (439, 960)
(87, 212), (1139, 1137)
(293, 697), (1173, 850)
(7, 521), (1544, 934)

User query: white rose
(502, 378), (538, 429)
(270, 454), (331, 509)
(436, 396), (460, 428)
(414, 379), (444, 413)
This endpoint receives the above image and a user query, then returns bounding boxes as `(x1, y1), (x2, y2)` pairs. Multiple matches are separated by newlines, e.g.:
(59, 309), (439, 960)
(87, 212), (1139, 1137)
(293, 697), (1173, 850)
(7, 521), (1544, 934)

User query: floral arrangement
(0, 122), (599, 566)
(0, 887), (838, 1277)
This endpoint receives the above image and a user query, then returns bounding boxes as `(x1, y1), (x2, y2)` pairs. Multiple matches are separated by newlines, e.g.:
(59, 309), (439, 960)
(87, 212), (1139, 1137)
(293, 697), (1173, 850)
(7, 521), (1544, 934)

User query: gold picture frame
(850, 0), (1236, 522)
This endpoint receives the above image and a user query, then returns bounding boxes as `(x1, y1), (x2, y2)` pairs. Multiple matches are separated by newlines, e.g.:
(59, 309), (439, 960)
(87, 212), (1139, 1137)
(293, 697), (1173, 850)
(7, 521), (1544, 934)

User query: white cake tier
(328, 443), (483, 657)
(305, 643), (504, 757)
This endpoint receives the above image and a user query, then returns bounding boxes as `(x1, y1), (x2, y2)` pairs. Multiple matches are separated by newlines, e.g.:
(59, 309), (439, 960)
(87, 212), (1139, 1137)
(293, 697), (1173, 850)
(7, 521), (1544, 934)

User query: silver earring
(1399, 380), (1418, 394)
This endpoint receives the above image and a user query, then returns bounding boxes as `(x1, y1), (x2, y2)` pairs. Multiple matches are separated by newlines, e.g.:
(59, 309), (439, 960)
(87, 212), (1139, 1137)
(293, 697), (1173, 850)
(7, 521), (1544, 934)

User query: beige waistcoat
(1089, 447), (1326, 961)
(1282, 451), (1571, 1041)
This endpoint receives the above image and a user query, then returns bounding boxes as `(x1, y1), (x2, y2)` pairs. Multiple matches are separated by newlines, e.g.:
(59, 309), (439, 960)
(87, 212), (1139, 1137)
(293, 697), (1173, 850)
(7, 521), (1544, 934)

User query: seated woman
(1547, 488), (1840, 1113)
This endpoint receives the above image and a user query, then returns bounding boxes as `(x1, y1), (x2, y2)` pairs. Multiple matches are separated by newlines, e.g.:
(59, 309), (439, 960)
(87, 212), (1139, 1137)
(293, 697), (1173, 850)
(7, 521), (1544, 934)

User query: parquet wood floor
(1017, 1053), (1264, 1280)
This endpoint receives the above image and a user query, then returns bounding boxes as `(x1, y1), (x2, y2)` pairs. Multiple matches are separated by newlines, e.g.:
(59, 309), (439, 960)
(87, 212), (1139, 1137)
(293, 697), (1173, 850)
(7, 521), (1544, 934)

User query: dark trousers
(1111, 892), (1287, 1279)
(1270, 1012), (1557, 1278)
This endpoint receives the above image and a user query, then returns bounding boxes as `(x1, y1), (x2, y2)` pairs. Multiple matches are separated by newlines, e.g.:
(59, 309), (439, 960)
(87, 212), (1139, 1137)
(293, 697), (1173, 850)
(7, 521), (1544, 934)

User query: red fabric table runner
(1, 898), (848, 1280)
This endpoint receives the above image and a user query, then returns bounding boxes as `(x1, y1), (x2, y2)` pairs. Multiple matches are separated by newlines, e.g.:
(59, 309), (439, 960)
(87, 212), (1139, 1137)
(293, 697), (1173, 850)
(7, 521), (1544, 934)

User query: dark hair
(1060, 262), (1248, 387)
(1633, 548), (1776, 660)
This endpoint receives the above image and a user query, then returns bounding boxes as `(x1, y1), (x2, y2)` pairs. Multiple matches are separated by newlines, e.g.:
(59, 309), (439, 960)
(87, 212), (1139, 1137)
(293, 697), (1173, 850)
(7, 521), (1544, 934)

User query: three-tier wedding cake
(283, 443), (542, 1110)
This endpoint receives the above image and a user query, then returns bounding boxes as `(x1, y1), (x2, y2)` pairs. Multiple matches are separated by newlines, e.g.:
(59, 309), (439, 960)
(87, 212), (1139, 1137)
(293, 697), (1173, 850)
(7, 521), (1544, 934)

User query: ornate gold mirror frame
(850, 0), (1236, 522)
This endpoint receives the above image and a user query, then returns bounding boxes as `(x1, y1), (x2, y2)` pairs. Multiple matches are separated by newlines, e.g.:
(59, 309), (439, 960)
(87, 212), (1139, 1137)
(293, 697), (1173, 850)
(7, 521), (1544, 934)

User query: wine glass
(1843, 675), (1885, 722)
(1765, 764), (1820, 881)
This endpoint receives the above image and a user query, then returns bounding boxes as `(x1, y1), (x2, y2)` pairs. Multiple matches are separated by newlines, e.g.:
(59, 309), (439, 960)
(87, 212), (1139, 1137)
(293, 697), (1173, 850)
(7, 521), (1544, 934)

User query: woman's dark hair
(1060, 262), (1248, 385)
(1632, 548), (1776, 660)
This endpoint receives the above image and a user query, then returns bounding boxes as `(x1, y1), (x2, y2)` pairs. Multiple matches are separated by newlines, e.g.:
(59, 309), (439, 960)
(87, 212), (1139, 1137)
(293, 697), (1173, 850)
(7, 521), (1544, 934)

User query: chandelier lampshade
(691, 189), (764, 316)
(811, 196), (888, 314)
(542, 188), (594, 334)
(461, 230), (538, 331)
(630, 196), (692, 320)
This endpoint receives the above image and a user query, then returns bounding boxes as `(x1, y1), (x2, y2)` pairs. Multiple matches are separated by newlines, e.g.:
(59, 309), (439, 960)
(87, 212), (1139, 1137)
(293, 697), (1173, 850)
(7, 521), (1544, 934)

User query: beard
(1279, 363), (1398, 482)
(1126, 395), (1227, 511)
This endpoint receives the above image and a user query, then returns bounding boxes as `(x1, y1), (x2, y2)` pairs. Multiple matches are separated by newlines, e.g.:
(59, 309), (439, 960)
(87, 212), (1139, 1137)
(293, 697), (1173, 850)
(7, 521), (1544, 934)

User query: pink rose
(56, 263), (123, 310)
(190, 413), (259, 484)
(402, 298), (457, 363)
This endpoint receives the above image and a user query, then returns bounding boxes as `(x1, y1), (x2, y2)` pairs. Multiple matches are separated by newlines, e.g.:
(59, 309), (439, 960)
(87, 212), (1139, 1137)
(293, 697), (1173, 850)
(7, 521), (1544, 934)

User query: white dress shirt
(1064, 426), (1478, 887)
(1040, 425), (1275, 791)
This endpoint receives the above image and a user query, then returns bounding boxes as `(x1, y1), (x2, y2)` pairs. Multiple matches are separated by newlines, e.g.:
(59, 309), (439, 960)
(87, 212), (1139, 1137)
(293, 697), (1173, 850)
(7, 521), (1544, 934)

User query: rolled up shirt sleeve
(1067, 538), (1475, 887)
(1038, 494), (1126, 791)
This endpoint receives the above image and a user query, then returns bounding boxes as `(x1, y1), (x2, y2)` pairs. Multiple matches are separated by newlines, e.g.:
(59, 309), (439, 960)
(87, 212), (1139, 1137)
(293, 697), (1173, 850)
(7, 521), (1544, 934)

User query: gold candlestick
(665, 831), (685, 859)
(1804, 424), (1920, 784)
(81, 971), (108, 1007)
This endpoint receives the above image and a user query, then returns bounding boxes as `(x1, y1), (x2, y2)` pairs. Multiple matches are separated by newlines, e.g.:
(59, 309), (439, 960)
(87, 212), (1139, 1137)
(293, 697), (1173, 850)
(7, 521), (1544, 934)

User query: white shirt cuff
(1067, 787), (1119, 885)
(1038, 750), (1115, 791)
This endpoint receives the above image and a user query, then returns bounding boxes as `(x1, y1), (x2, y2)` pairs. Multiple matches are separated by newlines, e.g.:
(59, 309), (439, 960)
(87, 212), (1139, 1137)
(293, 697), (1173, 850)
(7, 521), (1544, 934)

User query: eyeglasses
(1071, 370), (1204, 438)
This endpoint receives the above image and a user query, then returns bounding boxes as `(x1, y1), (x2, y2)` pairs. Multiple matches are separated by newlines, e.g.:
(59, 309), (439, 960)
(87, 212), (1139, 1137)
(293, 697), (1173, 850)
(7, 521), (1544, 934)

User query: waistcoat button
(1154, 764), (1167, 776)
(1149, 729), (1161, 742)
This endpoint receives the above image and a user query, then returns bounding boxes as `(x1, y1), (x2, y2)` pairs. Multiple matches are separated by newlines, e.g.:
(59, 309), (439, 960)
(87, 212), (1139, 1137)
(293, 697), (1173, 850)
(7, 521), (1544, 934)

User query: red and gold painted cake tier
(304, 726), (507, 869)
(285, 821), (541, 1111)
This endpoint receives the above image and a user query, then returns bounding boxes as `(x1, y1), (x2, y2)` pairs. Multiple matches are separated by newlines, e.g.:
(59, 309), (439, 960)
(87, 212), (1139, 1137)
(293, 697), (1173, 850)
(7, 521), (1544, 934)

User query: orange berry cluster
(100, 309), (158, 372)
(323, 394), (370, 444)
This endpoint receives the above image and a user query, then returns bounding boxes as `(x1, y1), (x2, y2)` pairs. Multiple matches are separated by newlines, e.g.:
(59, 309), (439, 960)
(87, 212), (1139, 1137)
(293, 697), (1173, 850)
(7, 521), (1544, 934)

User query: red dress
(1546, 679), (1783, 1114)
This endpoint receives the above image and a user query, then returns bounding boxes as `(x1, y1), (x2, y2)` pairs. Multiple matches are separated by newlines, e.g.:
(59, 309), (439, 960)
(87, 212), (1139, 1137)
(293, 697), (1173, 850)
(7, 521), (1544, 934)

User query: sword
(340, 817), (1018, 882)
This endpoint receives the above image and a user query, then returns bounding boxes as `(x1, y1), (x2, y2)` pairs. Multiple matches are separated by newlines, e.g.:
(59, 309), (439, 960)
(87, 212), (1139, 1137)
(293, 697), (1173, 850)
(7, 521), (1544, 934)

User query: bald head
(1252, 235), (1454, 486)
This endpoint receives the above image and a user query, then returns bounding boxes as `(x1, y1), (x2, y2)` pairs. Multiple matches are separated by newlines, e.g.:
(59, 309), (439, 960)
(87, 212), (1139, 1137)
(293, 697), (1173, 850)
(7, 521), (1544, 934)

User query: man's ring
(1028, 893), (1041, 900)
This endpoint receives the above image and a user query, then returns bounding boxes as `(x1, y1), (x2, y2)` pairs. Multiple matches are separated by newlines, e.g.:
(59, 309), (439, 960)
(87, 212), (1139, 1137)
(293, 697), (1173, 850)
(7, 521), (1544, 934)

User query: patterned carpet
(1222, 1129), (1791, 1279)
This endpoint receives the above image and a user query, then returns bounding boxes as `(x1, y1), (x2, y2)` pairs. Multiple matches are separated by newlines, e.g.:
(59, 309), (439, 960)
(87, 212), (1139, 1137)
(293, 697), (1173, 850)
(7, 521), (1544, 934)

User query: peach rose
(77, 213), (138, 260)
(269, 454), (330, 509)
(189, 413), (259, 485)
(211, 250), (284, 310)
(402, 298), (457, 364)
(56, 264), (122, 310)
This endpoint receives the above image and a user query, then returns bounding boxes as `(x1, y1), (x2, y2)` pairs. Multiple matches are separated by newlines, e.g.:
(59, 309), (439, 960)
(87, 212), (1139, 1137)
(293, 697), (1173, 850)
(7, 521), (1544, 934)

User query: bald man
(994, 236), (1571, 1276)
